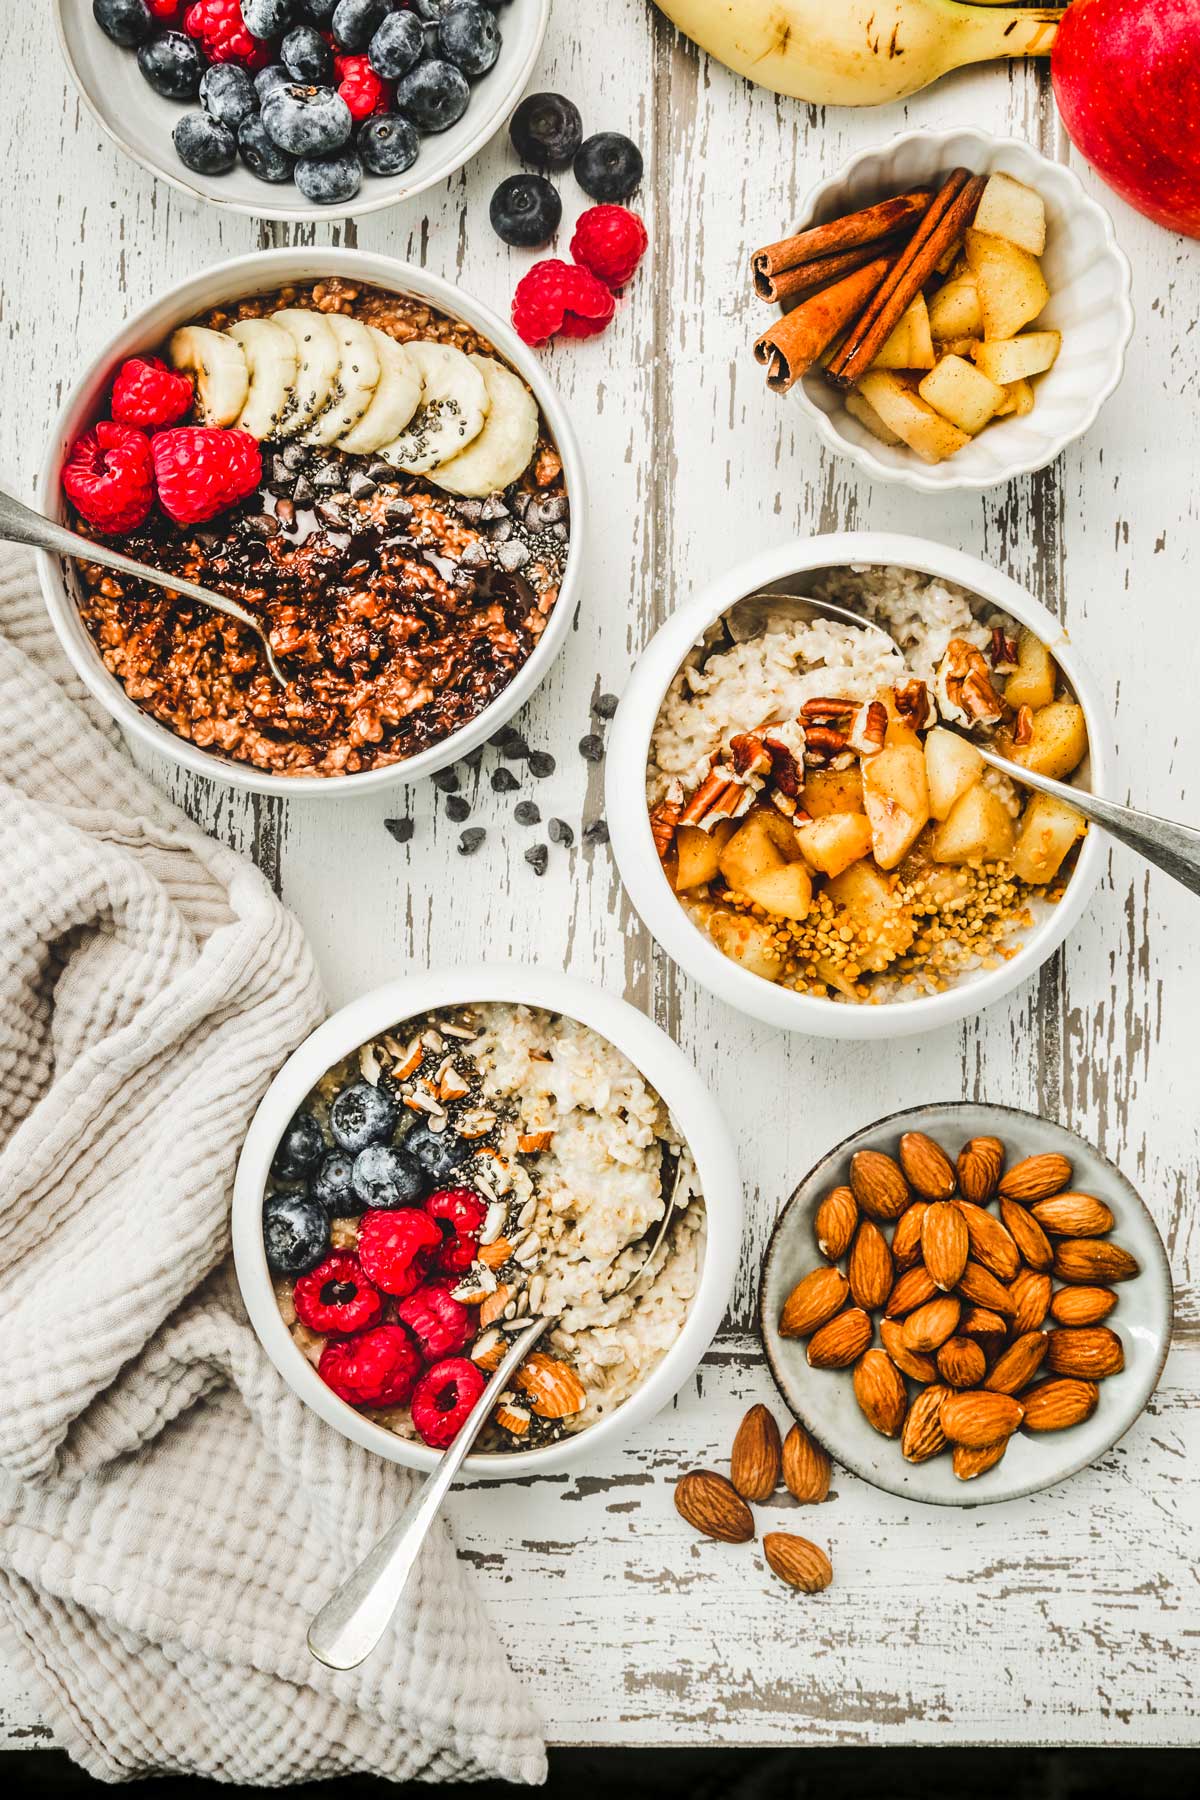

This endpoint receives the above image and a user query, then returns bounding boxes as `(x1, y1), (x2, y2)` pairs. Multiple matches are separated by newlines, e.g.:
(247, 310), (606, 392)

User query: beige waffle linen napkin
(0, 545), (545, 1785)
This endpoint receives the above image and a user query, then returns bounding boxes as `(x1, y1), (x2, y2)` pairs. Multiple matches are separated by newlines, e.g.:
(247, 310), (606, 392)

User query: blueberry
(200, 63), (258, 129)
(331, 0), (391, 52)
(281, 24), (334, 83)
(295, 145), (363, 204)
(508, 92), (582, 170)
(329, 1077), (398, 1153)
(410, 0), (451, 17)
(93, 0), (153, 48)
(262, 83), (353, 156)
(137, 32), (204, 102)
(263, 1190), (330, 1276)
(489, 173), (560, 248)
(351, 1142), (426, 1209)
(241, 0), (296, 34)
(310, 1149), (357, 1213)
(239, 114), (297, 181)
(358, 113), (420, 176)
(574, 131), (643, 202)
(368, 11), (425, 79)
(297, 0), (339, 18)
(271, 1110), (326, 1181)
(393, 59), (469, 132)
(173, 113), (238, 176)
(404, 1120), (468, 1187)
(256, 62), (292, 103)
(438, 2), (500, 77)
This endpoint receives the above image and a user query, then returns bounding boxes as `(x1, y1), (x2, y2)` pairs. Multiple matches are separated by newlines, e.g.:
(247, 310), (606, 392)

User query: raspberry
(151, 427), (262, 525)
(511, 260), (616, 348)
(111, 356), (194, 429)
(184, 0), (272, 69)
(396, 1281), (475, 1361)
(148, 0), (184, 18)
(293, 1252), (383, 1337)
(62, 422), (155, 535)
(334, 52), (391, 120)
(410, 1357), (486, 1449)
(570, 205), (649, 289)
(318, 1325), (422, 1410)
(424, 1187), (488, 1275)
(357, 1206), (442, 1297)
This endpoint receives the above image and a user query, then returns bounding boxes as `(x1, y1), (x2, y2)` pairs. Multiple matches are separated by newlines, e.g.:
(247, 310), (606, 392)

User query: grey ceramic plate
(759, 1102), (1173, 1507)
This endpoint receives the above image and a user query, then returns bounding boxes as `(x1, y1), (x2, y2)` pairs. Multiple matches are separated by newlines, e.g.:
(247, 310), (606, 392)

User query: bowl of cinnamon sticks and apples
(750, 127), (1133, 492)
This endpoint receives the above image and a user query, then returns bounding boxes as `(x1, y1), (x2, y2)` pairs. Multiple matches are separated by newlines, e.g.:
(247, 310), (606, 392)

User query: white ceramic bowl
(37, 246), (585, 800)
(790, 127), (1134, 493)
(231, 965), (742, 1478)
(55, 0), (550, 223)
(606, 533), (1115, 1040)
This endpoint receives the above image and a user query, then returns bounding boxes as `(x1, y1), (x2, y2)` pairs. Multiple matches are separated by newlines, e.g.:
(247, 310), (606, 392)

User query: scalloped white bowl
(792, 128), (1134, 493)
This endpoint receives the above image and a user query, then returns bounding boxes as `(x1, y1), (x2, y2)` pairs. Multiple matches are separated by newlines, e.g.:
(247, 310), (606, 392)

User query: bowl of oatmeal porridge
(37, 247), (583, 797)
(607, 534), (1114, 1039)
(231, 966), (741, 1476)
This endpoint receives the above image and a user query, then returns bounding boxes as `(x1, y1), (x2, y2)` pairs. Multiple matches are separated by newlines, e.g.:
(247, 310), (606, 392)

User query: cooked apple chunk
(1010, 793), (1087, 884)
(856, 373), (971, 465)
(1003, 628), (1057, 711)
(862, 742), (931, 869)
(703, 908), (784, 982)
(924, 727), (984, 820)
(994, 377), (1035, 418)
(931, 784), (1016, 865)
(845, 388), (904, 447)
(718, 813), (784, 891)
(870, 294), (935, 371)
(973, 173), (1047, 256)
(825, 862), (916, 970)
(802, 765), (864, 816)
(928, 275), (983, 343)
(795, 811), (874, 877)
(674, 820), (736, 891)
(741, 862), (813, 920)
(973, 331), (1061, 385)
(964, 229), (1049, 340)
(1004, 700), (1089, 781)
(919, 355), (1007, 435)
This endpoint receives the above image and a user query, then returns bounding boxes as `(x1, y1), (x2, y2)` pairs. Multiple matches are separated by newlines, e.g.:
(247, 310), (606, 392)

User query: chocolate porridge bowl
(38, 249), (585, 798)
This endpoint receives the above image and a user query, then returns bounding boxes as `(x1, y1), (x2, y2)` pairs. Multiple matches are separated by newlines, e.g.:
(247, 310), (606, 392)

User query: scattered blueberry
(584, 818), (610, 845)
(137, 31), (204, 101)
(527, 750), (555, 777)
(239, 113), (297, 181)
(329, 1078), (399, 1154)
(297, 0), (339, 19)
(404, 1120), (469, 1187)
(263, 1190), (330, 1276)
(358, 113), (420, 177)
(579, 733), (604, 762)
(93, 0), (153, 49)
(271, 1110), (326, 1181)
(593, 692), (619, 718)
(458, 826), (486, 854)
(548, 817), (574, 846)
(256, 62), (293, 103)
(431, 767), (460, 792)
(438, 2), (501, 77)
(310, 1150), (358, 1213)
(295, 144), (363, 203)
(411, 0), (452, 17)
(200, 63), (258, 129)
(242, 0), (296, 34)
(514, 800), (541, 826)
(509, 92), (582, 170)
(368, 10), (426, 78)
(489, 173), (561, 249)
(351, 1142), (426, 1209)
(173, 113), (238, 175)
(525, 843), (549, 876)
(393, 59), (470, 132)
(262, 83), (353, 156)
(332, 0), (392, 52)
(282, 24), (335, 83)
(445, 794), (472, 822)
(384, 816), (415, 843)
(574, 131), (643, 202)
(491, 767), (519, 793)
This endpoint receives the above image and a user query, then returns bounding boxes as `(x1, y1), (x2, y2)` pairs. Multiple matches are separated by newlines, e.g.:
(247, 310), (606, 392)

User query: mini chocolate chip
(488, 517), (514, 544)
(514, 800), (541, 826)
(480, 494), (509, 521)
(383, 496), (413, 522)
(348, 469), (378, 500)
(458, 827), (486, 855)
(316, 501), (346, 528)
(242, 513), (280, 539)
(527, 493), (568, 528)
(496, 539), (531, 572)
(593, 693), (619, 719)
(527, 750), (555, 778)
(548, 818), (574, 846)
(500, 732), (529, 761)
(384, 818), (414, 844)
(292, 475), (316, 508)
(524, 844), (549, 876)
(454, 498), (484, 523)
(464, 746), (485, 769)
(584, 818), (610, 845)
(459, 540), (490, 569)
(578, 734), (605, 762)
(281, 443), (309, 472)
(445, 795), (471, 822)
(491, 767), (519, 793)
(313, 462), (344, 491)
(367, 459), (392, 484)
(432, 767), (460, 792)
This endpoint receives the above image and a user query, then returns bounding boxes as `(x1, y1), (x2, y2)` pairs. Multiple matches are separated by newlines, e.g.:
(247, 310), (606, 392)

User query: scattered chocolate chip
(480, 494), (509, 522)
(578, 734), (605, 762)
(527, 750), (555, 778)
(316, 501), (346, 529)
(593, 693), (619, 719)
(445, 795), (472, 822)
(292, 475), (316, 508)
(267, 457), (293, 496)
(348, 468), (378, 500)
(460, 540), (490, 569)
(432, 767), (460, 792)
(464, 746), (485, 770)
(453, 498), (484, 523)
(527, 493), (568, 528)
(548, 818), (574, 846)
(487, 517), (514, 544)
(514, 800), (541, 826)
(383, 495), (413, 523)
(496, 539), (531, 572)
(242, 512), (280, 540)
(384, 817), (414, 844)
(458, 827), (486, 855)
(281, 443), (309, 472)
(499, 731), (529, 761)
(524, 844), (549, 876)
(491, 767), (519, 793)
(584, 818), (610, 845)
(366, 459), (392, 484)
(193, 530), (221, 552)
(313, 462), (344, 492)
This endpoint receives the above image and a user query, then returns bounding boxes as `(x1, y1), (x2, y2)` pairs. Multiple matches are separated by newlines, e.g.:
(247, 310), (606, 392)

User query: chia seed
(384, 817), (414, 844)
(527, 751), (555, 778)
(445, 795), (472, 822)
(458, 827), (486, 855)
(578, 734), (605, 762)
(524, 844), (549, 876)
(548, 818), (574, 847)
(514, 800), (541, 826)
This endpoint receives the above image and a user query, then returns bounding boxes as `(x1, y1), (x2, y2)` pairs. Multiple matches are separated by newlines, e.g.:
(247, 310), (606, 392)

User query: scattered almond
(674, 1470), (755, 1543)
(937, 1335), (987, 1389)
(956, 1201), (1020, 1282)
(901, 1294), (961, 1353)
(1000, 1197), (1054, 1271)
(517, 1130), (554, 1154)
(998, 1152), (1072, 1202)
(890, 1201), (928, 1271)
(779, 1266), (850, 1337)
(953, 1440), (1008, 1481)
(814, 1185), (858, 1260)
(493, 1399), (531, 1436)
(514, 1352), (587, 1419)
(984, 1329), (1048, 1395)
(763, 1531), (833, 1593)
(898, 1131), (956, 1199)
(958, 1260), (1017, 1316)
(939, 1389), (1024, 1448)
(849, 1148), (911, 1221)
(957, 1135), (1005, 1204)
(1049, 1285), (1117, 1327)
(848, 1218), (893, 1310)
(880, 1316), (939, 1383)
(852, 1348), (909, 1437)
(1053, 1239), (1139, 1284)
(1021, 1377), (1100, 1431)
(477, 1238), (513, 1270)
(901, 1384), (950, 1463)
(1046, 1325), (1125, 1379)
(1010, 1268), (1052, 1334)
(1030, 1193), (1115, 1237)
(479, 1284), (512, 1326)
(922, 1201), (970, 1291)
(884, 1263), (938, 1318)
(959, 1304), (1008, 1351)
(807, 1306), (872, 1369)
(730, 1404), (783, 1502)
(782, 1422), (832, 1503)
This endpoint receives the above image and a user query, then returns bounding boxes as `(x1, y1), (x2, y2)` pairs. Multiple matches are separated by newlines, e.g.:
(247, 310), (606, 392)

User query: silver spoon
(733, 586), (1200, 898)
(0, 484), (289, 687)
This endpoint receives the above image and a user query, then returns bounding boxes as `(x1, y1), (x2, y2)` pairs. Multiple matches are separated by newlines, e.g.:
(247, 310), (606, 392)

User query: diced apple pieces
(973, 172), (1047, 256)
(1003, 627), (1057, 711)
(703, 908), (785, 982)
(1005, 700), (1089, 781)
(964, 229), (1049, 340)
(824, 862), (916, 971)
(931, 784), (1016, 865)
(845, 388), (904, 448)
(861, 742), (931, 870)
(741, 862), (814, 920)
(919, 355), (1007, 436)
(674, 820), (735, 891)
(1010, 793), (1087, 885)
(717, 814), (783, 892)
(924, 727), (984, 820)
(795, 811), (874, 877)
(973, 331), (1061, 385)
(869, 294), (934, 371)
(856, 372), (971, 466)
(802, 764), (864, 817)
(994, 378), (1035, 419)
(928, 275), (982, 343)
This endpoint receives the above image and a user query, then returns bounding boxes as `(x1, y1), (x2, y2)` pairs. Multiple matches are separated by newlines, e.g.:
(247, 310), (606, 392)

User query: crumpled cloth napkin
(0, 545), (545, 1785)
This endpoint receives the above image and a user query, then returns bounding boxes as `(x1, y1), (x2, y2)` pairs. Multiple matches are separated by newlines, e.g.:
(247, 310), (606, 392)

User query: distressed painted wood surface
(3, 0), (1198, 1749)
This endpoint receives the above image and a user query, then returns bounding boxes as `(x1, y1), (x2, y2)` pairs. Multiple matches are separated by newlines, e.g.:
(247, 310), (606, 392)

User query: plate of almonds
(759, 1102), (1172, 1505)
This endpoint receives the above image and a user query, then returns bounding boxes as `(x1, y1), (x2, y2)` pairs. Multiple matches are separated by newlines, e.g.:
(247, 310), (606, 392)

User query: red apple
(1052, 0), (1200, 237)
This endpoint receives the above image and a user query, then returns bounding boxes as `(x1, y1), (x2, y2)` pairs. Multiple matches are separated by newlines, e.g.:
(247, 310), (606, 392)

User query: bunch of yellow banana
(652, 0), (1062, 106)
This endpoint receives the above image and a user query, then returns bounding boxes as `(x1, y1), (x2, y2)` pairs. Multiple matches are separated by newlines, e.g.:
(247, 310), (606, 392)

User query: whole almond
(998, 1152), (1072, 1203)
(1010, 1268), (1052, 1334)
(674, 1470), (754, 1543)
(890, 1201), (928, 1271)
(730, 1404), (782, 1501)
(958, 1259), (1017, 1316)
(1021, 1376), (1101, 1431)
(814, 1185), (858, 1261)
(984, 1329), (1048, 1395)
(848, 1218), (893, 1310)
(937, 1334), (987, 1389)
(881, 1315), (938, 1383)
(884, 1263), (938, 1318)
(956, 1202), (1021, 1282)
(807, 1307), (872, 1369)
(763, 1532), (833, 1593)
(901, 1294), (961, 1353)
(852, 1348), (908, 1437)
(953, 1440), (1008, 1481)
(959, 1304), (1008, 1351)
(1030, 1193), (1115, 1237)
(901, 1383), (950, 1463)
(779, 1266), (850, 1337)
(1053, 1239), (1140, 1285)
(922, 1201), (970, 1291)
(782, 1422), (831, 1503)
(1050, 1285), (1117, 1327)
(957, 1135), (1004, 1204)
(1046, 1324), (1125, 1379)
(1000, 1197), (1054, 1272)
(849, 1149), (911, 1221)
(898, 1131), (956, 1199)
(939, 1389), (1024, 1448)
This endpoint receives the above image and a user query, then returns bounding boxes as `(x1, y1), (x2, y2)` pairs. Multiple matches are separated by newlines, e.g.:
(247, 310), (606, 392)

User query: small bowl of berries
(60, 1), (551, 221)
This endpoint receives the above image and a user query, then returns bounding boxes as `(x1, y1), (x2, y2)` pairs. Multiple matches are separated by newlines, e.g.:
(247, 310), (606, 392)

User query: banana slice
(376, 342), (490, 476)
(167, 325), (249, 427)
(270, 310), (340, 440)
(430, 356), (539, 498)
(302, 316), (380, 448)
(336, 329), (423, 456)
(226, 319), (299, 442)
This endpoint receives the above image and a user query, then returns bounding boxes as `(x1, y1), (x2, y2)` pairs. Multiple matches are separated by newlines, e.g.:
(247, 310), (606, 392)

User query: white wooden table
(4, 0), (1198, 1753)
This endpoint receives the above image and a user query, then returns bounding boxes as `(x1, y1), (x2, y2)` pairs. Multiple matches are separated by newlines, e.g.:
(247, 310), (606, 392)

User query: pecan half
(893, 679), (934, 732)
(649, 778), (684, 858)
(761, 718), (806, 797)
(679, 766), (753, 832)
(934, 640), (1010, 729)
(989, 625), (1019, 672)
(728, 732), (772, 779)
(1013, 703), (1034, 747)
(846, 699), (888, 755)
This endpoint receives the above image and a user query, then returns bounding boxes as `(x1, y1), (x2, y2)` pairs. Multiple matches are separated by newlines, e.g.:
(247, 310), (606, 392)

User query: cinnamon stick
(751, 189), (932, 287)
(756, 239), (902, 306)
(754, 254), (895, 393)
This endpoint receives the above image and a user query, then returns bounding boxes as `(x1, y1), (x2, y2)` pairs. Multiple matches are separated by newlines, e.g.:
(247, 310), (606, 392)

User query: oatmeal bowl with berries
(607, 534), (1114, 1040)
(231, 967), (740, 1475)
(38, 247), (583, 797)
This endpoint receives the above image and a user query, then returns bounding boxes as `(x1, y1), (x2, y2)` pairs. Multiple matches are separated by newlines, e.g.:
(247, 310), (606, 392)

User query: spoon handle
(976, 744), (1200, 897)
(307, 1315), (550, 1672)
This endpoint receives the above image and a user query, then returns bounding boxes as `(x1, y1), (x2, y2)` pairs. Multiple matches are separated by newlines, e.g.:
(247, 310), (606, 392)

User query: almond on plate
(674, 1470), (755, 1543)
(958, 1259), (1018, 1316)
(1020, 1377), (1101, 1431)
(848, 1219), (894, 1310)
(998, 1152), (1072, 1202)
(957, 1135), (1005, 1204)
(1050, 1285), (1117, 1327)
(956, 1202), (1021, 1282)
(885, 1263), (938, 1318)
(901, 1384), (950, 1464)
(807, 1307), (873, 1369)
(898, 1131), (957, 1199)
(881, 1315), (939, 1383)
(782, 1422), (831, 1503)
(814, 1184), (858, 1260)
(730, 1404), (783, 1502)
(853, 1348), (909, 1437)
(1009, 1270), (1053, 1334)
(849, 1148), (911, 1220)
(902, 1294), (961, 1353)
(1046, 1325), (1125, 1379)
(779, 1265), (850, 1336)
(1030, 1193), (1115, 1237)
(953, 1440), (1009, 1481)
(939, 1389), (1024, 1449)
(922, 1201), (970, 1291)
(985, 1330), (1049, 1395)
(890, 1201), (928, 1271)
(1053, 1239), (1140, 1284)
(1000, 1197), (1054, 1271)
(763, 1532), (833, 1593)
(937, 1335), (987, 1389)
